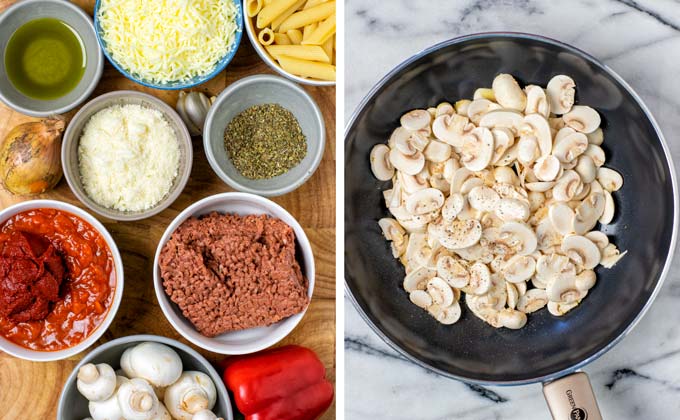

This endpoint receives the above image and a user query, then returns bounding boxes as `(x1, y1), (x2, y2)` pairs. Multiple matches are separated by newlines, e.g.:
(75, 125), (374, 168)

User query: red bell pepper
(222, 345), (334, 420)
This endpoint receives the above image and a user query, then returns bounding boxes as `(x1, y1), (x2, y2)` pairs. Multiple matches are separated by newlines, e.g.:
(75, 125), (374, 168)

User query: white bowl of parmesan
(62, 90), (193, 221)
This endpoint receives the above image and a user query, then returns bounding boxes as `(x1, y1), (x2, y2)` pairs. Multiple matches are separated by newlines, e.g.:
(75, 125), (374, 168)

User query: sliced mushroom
(525, 85), (550, 117)
(517, 289), (548, 313)
(573, 192), (605, 234)
(574, 155), (597, 183)
(548, 202), (575, 235)
(533, 155), (561, 182)
(585, 231), (609, 250)
(535, 253), (575, 285)
(464, 262), (492, 295)
(502, 255), (536, 283)
(468, 186), (500, 212)
(493, 165), (519, 186)
(432, 114), (469, 147)
(552, 170), (582, 202)
(600, 244), (627, 268)
(561, 235), (601, 269)
(499, 308), (528, 329)
(467, 99), (502, 124)
(517, 135), (540, 165)
(492, 73), (527, 111)
(563, 105), (601, 134)
(436, 102), (454, 116)
(586, 127), (604, 145)
(495, 198), (530, 222)
(460, 127), (495, 171)
(423, 140), (452, 163)
(584, 144), (606, 167)
(436, 255), (470, 288)
(434, 301), (462, 324)
(378, 218), (405, 242)
(388, 126), (410, 149)
(495, 143), (520, 166)
(455, 99), (471, 115)
(499, 221), (537, 255)
(389, 148), (425, 175)
(575, 269), (596, 291)
(403, 266), (436, 292)
(521, 114), (552, 156)
(547, 275), (585, 303)
(479, 109), (524, 135)
(599, 190), (615, 224)
(526, 181), (556, 192)
(409, 290), (432, 308)
(442, 193), (466, 222)
(548, 300), (579, 316)
(400, 109), (431, 132)
(460, 177), (485, 194)
(399, 171), (428, 193)
(405, 188), (445, 215)
(474, 88), (496, 101)
(427, 277), (455, 307)
(527, 191), (545, 212)
(437, 219), (483, 250)
(506, 282), (520, 309)
(546, 75), (575, 115)
(552, 127), (588, 163)
(370, 144), (395, 181)
(597, 167), (623, 192)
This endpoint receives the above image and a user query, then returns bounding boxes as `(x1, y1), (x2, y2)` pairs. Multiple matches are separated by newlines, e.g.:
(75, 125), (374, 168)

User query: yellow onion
(0, 118), (65, 195)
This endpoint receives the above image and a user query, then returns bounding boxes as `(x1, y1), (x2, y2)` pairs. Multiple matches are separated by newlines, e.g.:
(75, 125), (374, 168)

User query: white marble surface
(344, 1), (680, 419)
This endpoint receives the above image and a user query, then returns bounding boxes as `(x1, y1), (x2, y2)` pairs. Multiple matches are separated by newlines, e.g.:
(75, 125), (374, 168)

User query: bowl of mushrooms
(57, 335), (232, 420)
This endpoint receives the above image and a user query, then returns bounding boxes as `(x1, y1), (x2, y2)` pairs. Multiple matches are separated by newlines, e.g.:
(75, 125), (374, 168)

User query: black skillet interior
(345, 34), (676, 384)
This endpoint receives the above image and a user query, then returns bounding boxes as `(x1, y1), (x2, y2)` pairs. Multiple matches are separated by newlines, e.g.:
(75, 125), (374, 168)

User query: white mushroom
(493, 165), (519, 186)
(533, 155), (561, 182)
(600, 244), (627, 268)
(499, 308), (528, 329)
(432, 301), (462, 324)
(548, 202), (575, 235)
(389, 148), (425, 175)
(89, 375), (128, 420)
(502, 255), (536, 283)
(405, 188), (445, 215)
(495, 143), (520, 166)
(423, 140), (452, 163)
(563, 105), (601, 134)
(370, 144), (394, 181)
(192, 410), (224, 420)
(77, 363), (117, 402)
(573, 192), (605, 234)
(460, 177), (484, 194)
(546, 75), (575, 115)
(553, 127), (588, 163)
(500, 221), (537, 255)
(409, 290), (433, 308)
(574, 155), (597, 183)
(552, 170), (582, 202)
(455, 99), (471, 115)
(527, 190), (545, 212)
(432, 113), (471, 147)
(584, 144), (606, 167)
(474, 87), (496, 101)
(492, 73), (527, 111)
(400, 109), (431, 131)
(561, 235), (601, 269)
(517, 289), (548, 313)
(403, 266), (436, 292)
(586, 127), (604, 145)
(450, 167), (473, 194)
(597, 167), (623, 192)
(442, 193), (466, 221)
(506, 282), (520, 309)
(437, 219), (483, 250)
(524, 85), (550, 117)
(585, 231), (609, 250)
(436, 102), (454, 116)
(460, 127), (495, 171)
(547, 275), (585, 304)
(398, 171), (428, 193)
(117, 378), (160, 420)
(535, 253), (575, 285)
(164, 372), (217, 420)
(517, 135), (540, 165)
(426, 277), (455, 307)
(495, 198), (530, 222)
(521, 114), (552, 156)
(575, 269), (597, 291)
(465, 262), (492, 295)
(548, 300), (579, 316)
(599, 190), (615, 224)
(410, 131), (430, 151)
(468, 186), (500, 212)
(467, 99), (502, 124)
(121, 343), (183, 388)
(479, 109), (524, 135)
(378, 218), (405, 242)
(436, 255), (470, 288)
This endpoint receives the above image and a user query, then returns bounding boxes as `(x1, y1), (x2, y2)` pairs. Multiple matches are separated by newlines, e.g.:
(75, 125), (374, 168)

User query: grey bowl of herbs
(0, 0), (104, 117)
(203, 74), (326, 197)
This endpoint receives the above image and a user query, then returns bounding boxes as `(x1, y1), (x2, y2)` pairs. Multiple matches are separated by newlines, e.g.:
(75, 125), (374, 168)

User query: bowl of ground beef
(153, 192), (314, 354)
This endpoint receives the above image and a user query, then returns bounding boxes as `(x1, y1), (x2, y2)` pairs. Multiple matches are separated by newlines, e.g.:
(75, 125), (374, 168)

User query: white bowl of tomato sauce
(0, 200), (123, 361)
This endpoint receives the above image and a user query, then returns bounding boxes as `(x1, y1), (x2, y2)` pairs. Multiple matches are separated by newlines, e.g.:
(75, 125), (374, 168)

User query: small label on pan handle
(543, 372), (603, 420)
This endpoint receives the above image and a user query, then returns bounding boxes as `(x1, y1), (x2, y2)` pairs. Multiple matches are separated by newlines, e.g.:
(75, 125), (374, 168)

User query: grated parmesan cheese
(78, 104), (180, 212)
(97, 0), (239, 84)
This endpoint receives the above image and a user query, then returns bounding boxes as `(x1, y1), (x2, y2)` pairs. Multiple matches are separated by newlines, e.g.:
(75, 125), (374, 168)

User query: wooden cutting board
(0, 1), (336, 419)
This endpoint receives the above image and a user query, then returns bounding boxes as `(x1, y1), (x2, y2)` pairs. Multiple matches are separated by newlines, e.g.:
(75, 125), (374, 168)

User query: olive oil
(5, 18), (86, 100)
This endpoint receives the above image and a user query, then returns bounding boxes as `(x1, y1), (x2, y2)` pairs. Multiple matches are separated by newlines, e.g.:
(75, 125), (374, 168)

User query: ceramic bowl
(61, 90), (193, 221)
(0, 200), (124, 362)
(0, 0), (104, 117)
(56, 334), (233, 420)
(204, 74), (325, 196)
(242, 1), (335, 86)
(93, 0), (243, 89)
(153, 192), (315, 354)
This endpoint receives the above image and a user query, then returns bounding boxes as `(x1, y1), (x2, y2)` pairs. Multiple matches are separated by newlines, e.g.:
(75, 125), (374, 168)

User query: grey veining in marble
(344, 1), (680, 419)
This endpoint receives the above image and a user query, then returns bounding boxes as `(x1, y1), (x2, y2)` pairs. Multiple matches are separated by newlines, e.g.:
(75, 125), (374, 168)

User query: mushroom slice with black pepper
(442, 193), (466, 222)
(498, 221), (537, 256)
(561, 235), (601, 269)
(426, 277), (455, 307)
(499, 308), (528, 329)
(405, 188), (445, 215)
(495, 198), (530, 222)
(437, 219), (483, 250)
(463, 262), (492, 295)
(369, 144), (395, 181)
(436, 255), (470, 288)
(563, 105), (601, 134)
(546, 75), (575, 115)
(492, 74), (527, 111)
(403, 266), (436, 292)
(502, 255), (536, 283)
(467, 186), (500, 212)
(517, 288), (549, 313)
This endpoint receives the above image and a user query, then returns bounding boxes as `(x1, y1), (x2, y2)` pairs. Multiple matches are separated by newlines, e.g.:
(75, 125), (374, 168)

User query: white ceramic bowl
(0, 200), (124, 362)
(242, 2), (335, 87)
(153, 192), (314, 354)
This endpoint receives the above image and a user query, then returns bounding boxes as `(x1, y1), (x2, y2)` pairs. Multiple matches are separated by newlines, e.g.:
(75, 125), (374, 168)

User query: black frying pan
(344, 33), (678, 419)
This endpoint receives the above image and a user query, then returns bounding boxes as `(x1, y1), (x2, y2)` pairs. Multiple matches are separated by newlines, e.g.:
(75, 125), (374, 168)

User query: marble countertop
(343, 1), (680, 419)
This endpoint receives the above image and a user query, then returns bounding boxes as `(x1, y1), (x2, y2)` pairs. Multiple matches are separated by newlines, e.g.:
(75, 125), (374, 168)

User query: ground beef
(0, 231), (66, 323)
(159, 212), (309, 337)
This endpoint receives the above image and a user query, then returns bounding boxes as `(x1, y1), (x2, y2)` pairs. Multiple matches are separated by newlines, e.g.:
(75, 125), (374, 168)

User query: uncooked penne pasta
(287, 29), (303, 44)
(258, 27), (275, 45)
(257, 0), (299, 28)
(304, 0), (326, 8)
(271, 0), (306, 31)
(278, 1), (335, 32)
(273, 33), (292, 45)
(263, 0), (273, 4)
(321, 36), (333, 60)
(277, 55), (336, 81)
(267, 45), (330, 62)
(303, 22), (317, 41)
(246, 0), (263, 17)
(302, 13), (335, 45)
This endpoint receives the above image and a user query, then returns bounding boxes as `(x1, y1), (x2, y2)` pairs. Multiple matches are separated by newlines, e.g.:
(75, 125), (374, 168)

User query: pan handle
(542, 372), (602, 420)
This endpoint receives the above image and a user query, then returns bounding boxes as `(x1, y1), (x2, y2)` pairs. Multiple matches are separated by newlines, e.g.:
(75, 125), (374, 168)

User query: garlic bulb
(176, 91), (214, 136)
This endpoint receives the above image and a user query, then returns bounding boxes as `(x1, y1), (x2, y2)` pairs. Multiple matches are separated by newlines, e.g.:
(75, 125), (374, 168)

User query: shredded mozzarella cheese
(98, 0), (239, 83)
(78, 105), (180, 212)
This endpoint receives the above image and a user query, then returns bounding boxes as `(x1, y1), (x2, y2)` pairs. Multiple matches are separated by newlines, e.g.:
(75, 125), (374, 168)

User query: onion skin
(0, 118), (65, 195)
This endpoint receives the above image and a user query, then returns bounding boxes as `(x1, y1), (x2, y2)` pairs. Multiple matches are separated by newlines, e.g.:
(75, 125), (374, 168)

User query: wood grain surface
(0, 1), (336, 419)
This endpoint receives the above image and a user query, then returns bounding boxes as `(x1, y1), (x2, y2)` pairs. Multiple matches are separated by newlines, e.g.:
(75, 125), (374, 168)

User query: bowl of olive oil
(0, 0), (103, 117)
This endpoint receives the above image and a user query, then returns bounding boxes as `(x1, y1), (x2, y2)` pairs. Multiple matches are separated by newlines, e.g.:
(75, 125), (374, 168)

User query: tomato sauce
(0, 208), (116, 351)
